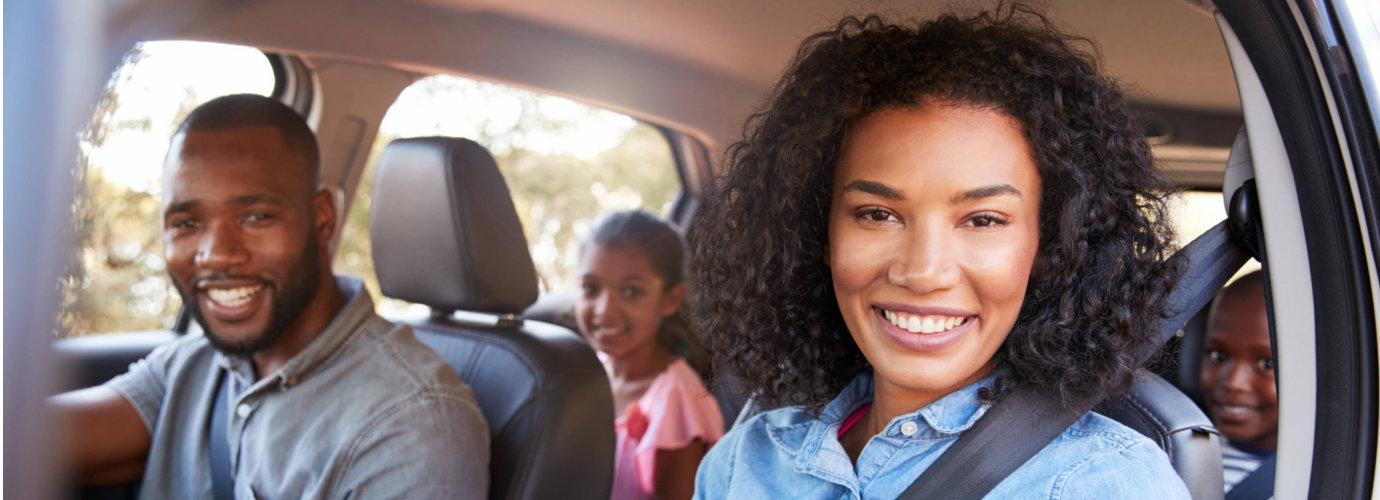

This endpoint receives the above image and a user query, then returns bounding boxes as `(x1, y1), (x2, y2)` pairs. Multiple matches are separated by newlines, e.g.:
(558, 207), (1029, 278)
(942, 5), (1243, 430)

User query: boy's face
(1200, 285), (1278, 450)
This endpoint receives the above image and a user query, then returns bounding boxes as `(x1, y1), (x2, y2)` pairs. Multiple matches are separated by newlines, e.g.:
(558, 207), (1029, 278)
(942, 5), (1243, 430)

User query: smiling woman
(827, 105), (1043, 424)
(690, 5), (1187, 498)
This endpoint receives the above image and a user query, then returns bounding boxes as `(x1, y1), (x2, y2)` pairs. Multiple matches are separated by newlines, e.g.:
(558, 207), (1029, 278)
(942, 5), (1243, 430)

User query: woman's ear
(660, 282), (687, 317)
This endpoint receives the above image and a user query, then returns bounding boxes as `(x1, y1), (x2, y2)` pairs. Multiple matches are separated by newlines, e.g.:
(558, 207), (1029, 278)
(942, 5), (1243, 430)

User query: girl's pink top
(610, 359), (724, 500)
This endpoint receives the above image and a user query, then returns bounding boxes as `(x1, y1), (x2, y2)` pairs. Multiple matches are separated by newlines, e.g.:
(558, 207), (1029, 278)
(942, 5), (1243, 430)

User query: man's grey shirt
(108, 276), (488, 499)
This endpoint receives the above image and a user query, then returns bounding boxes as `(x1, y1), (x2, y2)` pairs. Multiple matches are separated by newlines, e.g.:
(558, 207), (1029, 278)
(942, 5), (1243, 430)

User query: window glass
(1167, 189), (1262, 277)
(59, 41), (276, 337)
(334, 75), (679, 315)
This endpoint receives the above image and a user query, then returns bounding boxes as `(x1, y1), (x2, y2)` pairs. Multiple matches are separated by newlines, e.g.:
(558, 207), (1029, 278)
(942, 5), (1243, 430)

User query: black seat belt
(896, 384), (1087, 499)
(1224, 454), (1275, 500)
(898, 219), (1251, 500)
(209, 369), (235, 500)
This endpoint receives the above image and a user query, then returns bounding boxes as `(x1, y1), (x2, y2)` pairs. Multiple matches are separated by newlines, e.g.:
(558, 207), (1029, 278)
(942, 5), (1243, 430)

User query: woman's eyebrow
(841, 180), (905, 200)
(951, 184), (1021, 204)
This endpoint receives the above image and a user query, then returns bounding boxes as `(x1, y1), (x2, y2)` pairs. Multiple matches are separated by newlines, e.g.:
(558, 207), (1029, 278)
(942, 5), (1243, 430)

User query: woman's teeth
(207, 285), (263, 308)
(883, 310), (967, 334)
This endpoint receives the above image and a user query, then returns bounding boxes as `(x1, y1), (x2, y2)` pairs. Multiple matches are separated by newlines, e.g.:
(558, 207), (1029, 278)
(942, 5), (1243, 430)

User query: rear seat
(369, 136), (615, 500)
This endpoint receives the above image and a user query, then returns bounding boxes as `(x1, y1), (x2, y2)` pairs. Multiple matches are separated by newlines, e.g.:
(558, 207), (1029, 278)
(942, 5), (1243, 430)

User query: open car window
(59, 41), (276, 338)
(334, 74), (680, 316)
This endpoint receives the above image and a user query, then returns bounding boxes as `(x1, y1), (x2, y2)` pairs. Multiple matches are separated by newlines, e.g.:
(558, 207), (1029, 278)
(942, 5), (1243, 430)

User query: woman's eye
(853, 207), (897, 224)
(580, 283), (599, 296)
(1258, 358), (1276, 371)
(170, 218), (198, 230)
(622, 286), (644, 299)
(964, 212), (1009, 228)
(1207, 350), (1227, 362)
(244, 212), (270, 223)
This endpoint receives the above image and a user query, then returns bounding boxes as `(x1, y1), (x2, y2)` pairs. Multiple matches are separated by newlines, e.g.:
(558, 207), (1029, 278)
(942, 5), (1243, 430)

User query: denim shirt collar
(766, 370), (996, 474)
(217, 276), (372, 390)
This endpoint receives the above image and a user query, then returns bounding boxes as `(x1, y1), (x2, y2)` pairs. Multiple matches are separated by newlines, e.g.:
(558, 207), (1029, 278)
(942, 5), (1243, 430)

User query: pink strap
(838, 403), (872, 437)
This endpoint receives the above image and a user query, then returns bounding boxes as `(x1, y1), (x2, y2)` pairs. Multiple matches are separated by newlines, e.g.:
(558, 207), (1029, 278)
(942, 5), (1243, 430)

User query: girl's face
(576, 243), (685, 360)
(828, 104), (1041, 407)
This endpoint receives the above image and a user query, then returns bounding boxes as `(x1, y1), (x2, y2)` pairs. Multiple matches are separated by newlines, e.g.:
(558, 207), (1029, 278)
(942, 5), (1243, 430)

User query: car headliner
(109, 0), (1240, 183)
(419, 0), (1240, 113)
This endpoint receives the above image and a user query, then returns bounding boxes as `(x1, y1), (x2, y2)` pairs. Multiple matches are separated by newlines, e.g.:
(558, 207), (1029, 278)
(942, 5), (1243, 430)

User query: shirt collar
(217, 276), (373, 389)
(767, 370), (997, 461)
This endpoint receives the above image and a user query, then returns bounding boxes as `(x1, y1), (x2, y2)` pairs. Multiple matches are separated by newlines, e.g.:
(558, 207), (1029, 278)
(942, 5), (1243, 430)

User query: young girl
(691, 5), (1188, 498)
(575, 209), (723, 500)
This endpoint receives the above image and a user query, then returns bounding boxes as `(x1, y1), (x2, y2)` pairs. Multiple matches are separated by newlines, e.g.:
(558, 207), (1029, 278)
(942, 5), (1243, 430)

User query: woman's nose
(887, 224), (960, 294)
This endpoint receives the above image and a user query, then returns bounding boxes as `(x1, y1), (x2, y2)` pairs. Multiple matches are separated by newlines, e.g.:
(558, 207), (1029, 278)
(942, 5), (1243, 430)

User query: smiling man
(52, 94), (488, 499)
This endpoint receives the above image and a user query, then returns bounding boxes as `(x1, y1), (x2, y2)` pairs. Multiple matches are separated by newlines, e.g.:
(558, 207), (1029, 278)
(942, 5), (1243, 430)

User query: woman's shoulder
(1064, 410), (1157, 448)
(994, 411), (1190, 499)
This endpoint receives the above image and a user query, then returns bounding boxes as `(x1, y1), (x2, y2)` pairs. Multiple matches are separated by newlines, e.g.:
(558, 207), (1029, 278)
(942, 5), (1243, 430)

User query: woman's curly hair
(689, 4), (1185, 412)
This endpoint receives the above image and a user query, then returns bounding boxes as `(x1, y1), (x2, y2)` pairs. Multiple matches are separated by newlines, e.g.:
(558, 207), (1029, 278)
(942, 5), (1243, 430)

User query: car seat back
(1095, 372), (1225, 498)
(370, 136), (615, 500)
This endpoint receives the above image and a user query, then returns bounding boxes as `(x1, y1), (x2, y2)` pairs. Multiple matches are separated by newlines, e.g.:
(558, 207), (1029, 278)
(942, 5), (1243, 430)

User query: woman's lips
(873, 306), (976, 352)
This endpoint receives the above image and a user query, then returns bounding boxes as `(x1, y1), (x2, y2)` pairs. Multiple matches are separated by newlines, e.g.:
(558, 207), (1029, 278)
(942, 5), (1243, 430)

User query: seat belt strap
(1225, 454), (1276, 500)
(209, 369), (235, 500)
(896, 385), (1087, 500)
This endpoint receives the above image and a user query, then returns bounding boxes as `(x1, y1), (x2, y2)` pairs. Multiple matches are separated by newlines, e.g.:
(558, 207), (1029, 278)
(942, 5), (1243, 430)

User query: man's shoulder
(331, 316), (477, 407)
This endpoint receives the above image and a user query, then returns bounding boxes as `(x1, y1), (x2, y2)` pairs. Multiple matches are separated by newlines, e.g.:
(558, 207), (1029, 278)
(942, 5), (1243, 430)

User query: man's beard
(172, 231), (323, 357)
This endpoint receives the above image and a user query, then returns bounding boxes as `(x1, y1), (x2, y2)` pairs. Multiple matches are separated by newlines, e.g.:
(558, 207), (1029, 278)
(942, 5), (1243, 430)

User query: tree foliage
(335, 76), (679, 313)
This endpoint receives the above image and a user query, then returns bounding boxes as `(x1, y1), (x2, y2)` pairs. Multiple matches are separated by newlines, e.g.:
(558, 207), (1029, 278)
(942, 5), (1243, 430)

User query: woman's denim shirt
(695, 372), (1190, 499)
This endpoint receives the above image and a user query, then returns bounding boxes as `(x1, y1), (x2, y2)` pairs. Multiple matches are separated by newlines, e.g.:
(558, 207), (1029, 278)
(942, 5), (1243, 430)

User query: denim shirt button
(900, 421), (919, 436)
(236, 403), (253, 419)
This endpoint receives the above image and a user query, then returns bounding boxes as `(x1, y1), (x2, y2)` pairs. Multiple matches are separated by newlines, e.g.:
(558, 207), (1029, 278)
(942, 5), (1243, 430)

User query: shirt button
(900, 421), (919, 436)
(236, 403), (253, 418)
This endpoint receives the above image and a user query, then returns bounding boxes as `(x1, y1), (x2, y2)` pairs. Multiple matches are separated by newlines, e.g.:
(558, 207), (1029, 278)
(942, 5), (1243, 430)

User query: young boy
(1200, 270), (1277, 491)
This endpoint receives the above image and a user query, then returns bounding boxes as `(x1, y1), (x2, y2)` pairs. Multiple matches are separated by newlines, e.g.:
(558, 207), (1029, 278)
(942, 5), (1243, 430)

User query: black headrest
(369, 137), (539, 315)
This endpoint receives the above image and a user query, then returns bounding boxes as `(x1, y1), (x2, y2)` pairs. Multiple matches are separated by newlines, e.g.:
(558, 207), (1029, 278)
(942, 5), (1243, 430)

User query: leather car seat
(1094, 372), (1224, 498)
(369, 136), (615, 500)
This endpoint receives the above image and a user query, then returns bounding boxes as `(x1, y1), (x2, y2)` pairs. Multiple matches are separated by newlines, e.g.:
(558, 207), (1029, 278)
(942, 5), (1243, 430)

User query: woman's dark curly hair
(689, 4), (1185, 412)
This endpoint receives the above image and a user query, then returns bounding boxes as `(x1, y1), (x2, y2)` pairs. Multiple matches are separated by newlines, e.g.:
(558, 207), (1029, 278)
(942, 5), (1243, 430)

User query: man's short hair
(176, 93), (320, 180)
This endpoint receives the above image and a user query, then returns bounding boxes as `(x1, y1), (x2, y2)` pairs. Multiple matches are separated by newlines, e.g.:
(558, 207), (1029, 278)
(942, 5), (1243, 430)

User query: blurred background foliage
(61, 43), (678, 336)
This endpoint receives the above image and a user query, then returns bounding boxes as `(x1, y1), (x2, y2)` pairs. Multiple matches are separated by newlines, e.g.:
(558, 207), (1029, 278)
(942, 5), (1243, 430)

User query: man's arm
(50, 386), (152, 485)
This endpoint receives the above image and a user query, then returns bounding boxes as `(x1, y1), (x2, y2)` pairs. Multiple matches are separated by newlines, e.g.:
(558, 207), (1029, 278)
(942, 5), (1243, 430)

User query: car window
(334, 74), (679, 315)
(1168, 189), (1262, 277)
(58, 41), (276, 337)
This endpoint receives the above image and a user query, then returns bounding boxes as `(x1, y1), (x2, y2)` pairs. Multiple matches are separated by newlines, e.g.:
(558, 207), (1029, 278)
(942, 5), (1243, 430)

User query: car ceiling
(418, 0), (1239, 113)
(109, 0), (1241, 184)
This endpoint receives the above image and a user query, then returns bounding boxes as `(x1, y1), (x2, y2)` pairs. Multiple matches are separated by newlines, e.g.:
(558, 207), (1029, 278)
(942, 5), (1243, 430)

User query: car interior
(6, 0), (1379, 499)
